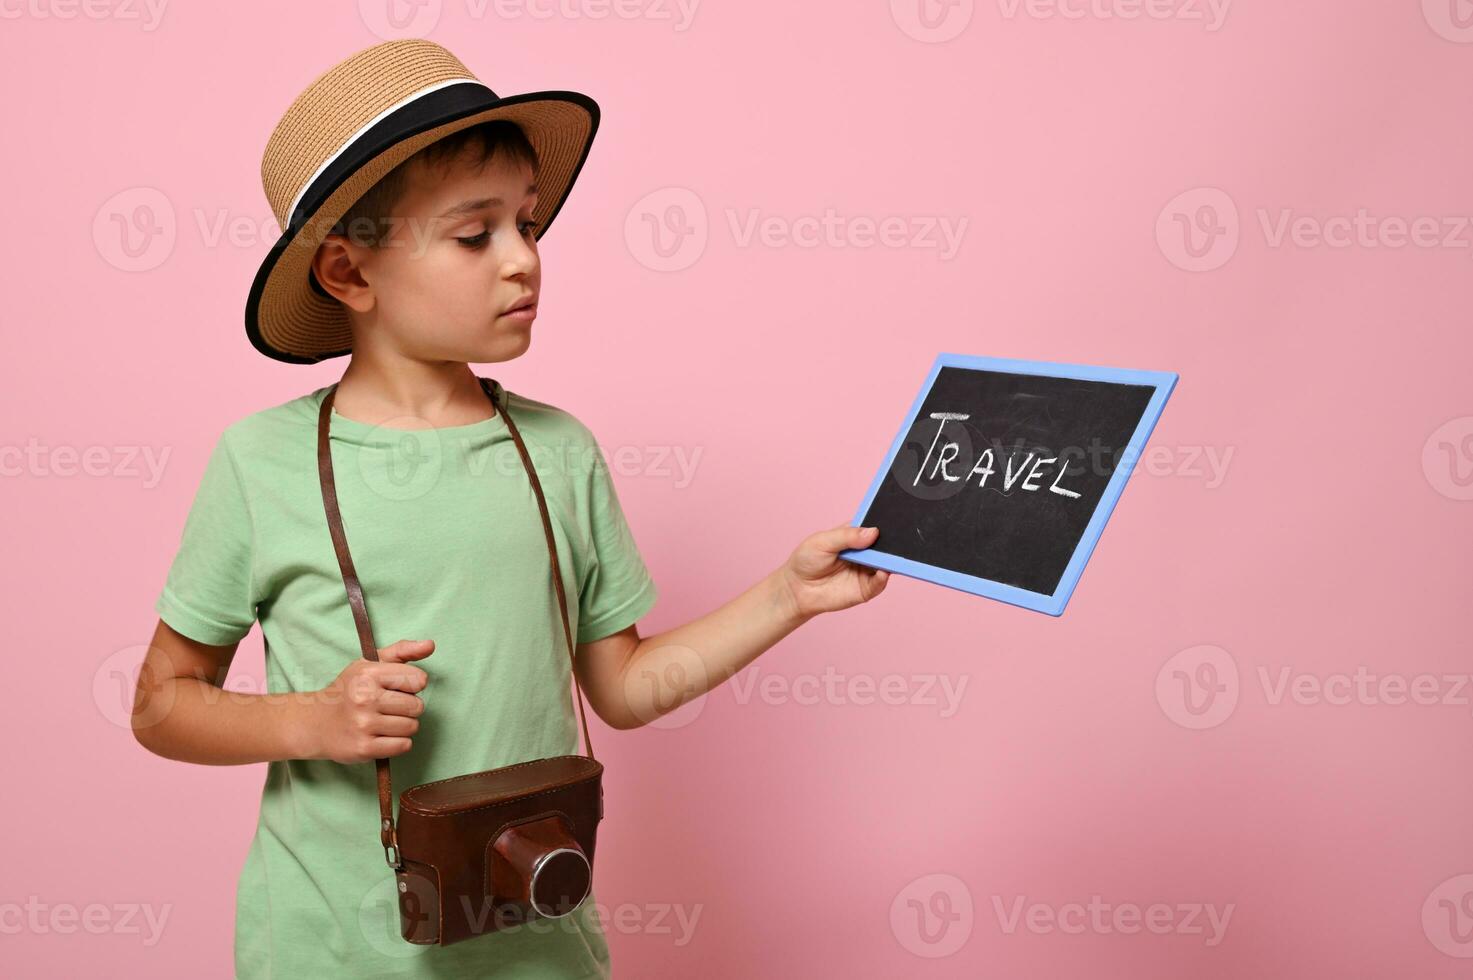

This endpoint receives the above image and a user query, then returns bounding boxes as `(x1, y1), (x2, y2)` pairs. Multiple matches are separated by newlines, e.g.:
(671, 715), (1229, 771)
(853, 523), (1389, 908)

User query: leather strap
(315, 376), (594, 870)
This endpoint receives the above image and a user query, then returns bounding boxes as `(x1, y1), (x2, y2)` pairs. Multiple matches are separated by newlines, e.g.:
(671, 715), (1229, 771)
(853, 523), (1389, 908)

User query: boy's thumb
(378, 638), (435, 663)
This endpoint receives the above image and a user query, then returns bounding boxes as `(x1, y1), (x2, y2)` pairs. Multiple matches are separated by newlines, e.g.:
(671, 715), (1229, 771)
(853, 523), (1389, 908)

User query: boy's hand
(302, 639), (434, 765)
(777, 524), (891, 622)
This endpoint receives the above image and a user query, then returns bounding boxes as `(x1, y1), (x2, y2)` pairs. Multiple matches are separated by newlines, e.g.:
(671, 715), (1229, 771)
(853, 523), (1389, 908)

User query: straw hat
(245, 39), (599, 363)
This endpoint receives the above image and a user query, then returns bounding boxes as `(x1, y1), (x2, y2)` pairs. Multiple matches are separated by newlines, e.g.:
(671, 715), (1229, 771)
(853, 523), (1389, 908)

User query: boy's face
(319, 147), (543, 364)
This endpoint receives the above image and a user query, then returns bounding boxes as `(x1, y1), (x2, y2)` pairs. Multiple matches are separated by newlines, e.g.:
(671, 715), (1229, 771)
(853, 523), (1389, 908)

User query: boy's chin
(461, 331), (532, 365)
(397, 322), (532, 364)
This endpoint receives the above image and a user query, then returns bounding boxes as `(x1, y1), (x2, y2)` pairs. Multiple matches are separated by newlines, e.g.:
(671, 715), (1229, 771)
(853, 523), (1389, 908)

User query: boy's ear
(310, 235), (374, 314)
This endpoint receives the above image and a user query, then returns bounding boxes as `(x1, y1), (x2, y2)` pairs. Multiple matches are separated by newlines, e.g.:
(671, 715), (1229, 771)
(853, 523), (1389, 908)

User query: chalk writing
(915, 412), (1081, 499)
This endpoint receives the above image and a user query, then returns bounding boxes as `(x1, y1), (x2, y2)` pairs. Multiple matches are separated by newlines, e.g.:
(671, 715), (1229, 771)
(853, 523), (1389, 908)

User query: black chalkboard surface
(839, 354), (1178, 615)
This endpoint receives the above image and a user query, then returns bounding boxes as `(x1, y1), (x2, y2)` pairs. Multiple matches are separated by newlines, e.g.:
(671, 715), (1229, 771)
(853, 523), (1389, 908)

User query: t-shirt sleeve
(575, 441), (658, 645)
(154, 429), (258, 646)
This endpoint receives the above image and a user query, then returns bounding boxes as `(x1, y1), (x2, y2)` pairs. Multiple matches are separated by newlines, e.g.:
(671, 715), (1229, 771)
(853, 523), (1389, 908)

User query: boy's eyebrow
(437, 185), (538, 219)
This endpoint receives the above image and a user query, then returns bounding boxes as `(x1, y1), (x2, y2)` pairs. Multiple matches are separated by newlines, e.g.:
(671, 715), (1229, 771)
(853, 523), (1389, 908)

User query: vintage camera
(393, 756), (604, 946)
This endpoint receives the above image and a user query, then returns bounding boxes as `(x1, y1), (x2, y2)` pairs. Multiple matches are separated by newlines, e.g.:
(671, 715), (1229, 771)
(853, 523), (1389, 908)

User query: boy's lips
(500, 296), (537, 321)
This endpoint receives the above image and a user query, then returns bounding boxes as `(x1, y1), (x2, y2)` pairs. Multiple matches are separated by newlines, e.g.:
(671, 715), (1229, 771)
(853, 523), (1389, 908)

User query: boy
(134, 39), (889, 978)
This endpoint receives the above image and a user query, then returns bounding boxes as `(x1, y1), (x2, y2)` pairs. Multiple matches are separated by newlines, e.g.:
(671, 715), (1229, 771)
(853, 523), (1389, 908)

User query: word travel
(914, 412), (1081, 499)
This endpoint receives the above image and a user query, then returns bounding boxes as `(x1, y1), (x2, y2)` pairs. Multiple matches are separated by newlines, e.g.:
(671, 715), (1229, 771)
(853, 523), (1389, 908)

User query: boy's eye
(454, 219), (537, 248)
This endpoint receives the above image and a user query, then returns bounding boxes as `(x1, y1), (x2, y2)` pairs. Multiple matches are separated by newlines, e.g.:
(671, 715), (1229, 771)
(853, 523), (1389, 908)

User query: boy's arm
(131, 619), (313, 764)
(575, 523), (889, 731)
(131, 620), (434, 766)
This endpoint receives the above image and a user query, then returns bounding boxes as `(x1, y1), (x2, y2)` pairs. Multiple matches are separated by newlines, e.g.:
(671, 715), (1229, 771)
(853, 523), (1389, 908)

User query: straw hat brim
(245, 84), (598, 364)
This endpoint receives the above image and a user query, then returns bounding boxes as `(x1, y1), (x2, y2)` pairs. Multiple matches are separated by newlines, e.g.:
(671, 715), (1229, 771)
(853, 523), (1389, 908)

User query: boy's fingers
(374, 664), (429, 694)
(378, 638), (434, 664)
(371, 714), (420, 738)
(376, 690), (426, 717)
(811, 524), (879, 554)
(369, 736), (414, 758)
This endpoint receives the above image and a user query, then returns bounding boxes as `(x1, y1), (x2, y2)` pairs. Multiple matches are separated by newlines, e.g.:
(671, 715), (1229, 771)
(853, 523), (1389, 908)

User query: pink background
(5, 1), (1473, 976)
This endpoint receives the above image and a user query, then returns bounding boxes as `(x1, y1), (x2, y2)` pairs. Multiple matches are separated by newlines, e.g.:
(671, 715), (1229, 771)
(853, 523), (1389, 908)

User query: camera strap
(315, 376), (595, 868)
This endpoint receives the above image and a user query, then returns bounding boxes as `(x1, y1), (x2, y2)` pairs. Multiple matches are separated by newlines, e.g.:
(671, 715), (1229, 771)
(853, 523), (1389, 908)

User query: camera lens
(530, 847), (592, 918)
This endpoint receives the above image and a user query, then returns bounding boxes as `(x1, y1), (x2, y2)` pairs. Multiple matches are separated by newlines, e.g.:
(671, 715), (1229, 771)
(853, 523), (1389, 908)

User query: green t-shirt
(154, 378), (658, 979)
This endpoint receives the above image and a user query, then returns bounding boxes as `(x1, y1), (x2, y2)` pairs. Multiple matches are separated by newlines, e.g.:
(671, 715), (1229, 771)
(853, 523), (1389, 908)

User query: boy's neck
(331, 356), (496, 429)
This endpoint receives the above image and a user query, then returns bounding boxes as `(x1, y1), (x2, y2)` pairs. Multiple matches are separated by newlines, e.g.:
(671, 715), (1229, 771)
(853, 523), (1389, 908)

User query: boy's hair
(330, 119), (539, 248)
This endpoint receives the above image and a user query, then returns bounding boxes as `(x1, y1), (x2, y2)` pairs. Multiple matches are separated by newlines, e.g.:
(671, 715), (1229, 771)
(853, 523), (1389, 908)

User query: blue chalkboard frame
(838, 353), (1179, 616)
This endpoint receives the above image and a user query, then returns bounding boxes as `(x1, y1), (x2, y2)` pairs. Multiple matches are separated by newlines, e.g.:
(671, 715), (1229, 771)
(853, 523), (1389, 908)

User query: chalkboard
(839, 354), (1178, 615)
